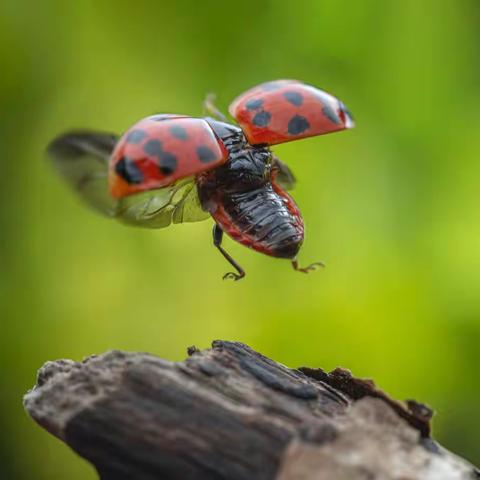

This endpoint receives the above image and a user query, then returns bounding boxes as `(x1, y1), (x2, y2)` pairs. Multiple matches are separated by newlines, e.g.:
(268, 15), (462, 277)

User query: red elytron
(48, 80), (354, 280)
(109, 116), (229, 198)
(229, 80), (353, 145)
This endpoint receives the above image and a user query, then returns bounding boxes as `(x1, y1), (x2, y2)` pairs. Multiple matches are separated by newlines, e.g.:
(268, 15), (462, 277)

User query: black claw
(292, 260), (325, 274)
(306, 261), (325, 271)
(223, 272), (244, 281)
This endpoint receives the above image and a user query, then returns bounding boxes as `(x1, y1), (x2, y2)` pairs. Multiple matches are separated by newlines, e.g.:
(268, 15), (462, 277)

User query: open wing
(272, 156), (296, 191)
(115, 177), (210, 228)
(48, 130), (118, 216)
(48, 131), (210, 228)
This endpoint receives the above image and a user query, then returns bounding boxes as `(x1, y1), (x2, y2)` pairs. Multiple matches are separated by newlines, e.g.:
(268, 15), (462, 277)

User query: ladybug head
(198, 144), (272, 195)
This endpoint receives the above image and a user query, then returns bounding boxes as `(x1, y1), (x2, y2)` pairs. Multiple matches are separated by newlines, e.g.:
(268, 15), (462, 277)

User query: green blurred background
(1, 0), (479, 478)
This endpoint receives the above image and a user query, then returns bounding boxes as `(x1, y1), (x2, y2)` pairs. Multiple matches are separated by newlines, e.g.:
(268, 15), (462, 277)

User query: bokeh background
(1, 0), (479, 478)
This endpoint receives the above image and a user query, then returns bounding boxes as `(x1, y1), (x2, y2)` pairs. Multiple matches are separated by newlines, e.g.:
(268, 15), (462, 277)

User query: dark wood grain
(24, 341), (479, 480)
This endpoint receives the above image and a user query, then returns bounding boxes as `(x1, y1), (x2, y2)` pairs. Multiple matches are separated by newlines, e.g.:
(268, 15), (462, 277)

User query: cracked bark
(24, 340), (479, 480)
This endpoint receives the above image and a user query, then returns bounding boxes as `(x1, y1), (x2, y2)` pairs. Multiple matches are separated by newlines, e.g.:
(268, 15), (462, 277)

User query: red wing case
(109, 116), (228, 198)
(229, 80), (354, 146)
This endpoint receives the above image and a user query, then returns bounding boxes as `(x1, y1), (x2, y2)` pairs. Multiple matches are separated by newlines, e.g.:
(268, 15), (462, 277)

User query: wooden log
(24, 340), (479, 480)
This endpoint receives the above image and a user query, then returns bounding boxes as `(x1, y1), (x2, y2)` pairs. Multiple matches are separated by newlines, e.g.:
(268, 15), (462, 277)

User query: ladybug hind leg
(203, 93), (227, 122)
(292, 259), (325, 274)
(213, 224), (245, 281)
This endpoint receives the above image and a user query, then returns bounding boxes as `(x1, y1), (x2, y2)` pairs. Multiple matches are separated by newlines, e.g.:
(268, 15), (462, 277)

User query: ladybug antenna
(203, 93), (227, 122)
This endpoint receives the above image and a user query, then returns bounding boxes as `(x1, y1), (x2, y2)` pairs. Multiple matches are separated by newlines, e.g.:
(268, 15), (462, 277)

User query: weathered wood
(24, 340), (479, 480)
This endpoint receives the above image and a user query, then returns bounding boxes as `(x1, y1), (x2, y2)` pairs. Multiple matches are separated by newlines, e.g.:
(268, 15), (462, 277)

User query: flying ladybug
(48, 80), (354, 280)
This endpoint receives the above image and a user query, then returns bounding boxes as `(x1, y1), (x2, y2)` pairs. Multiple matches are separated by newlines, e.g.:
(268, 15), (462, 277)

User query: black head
(200, 117), (273, 195)
(205, 117), (245, 150)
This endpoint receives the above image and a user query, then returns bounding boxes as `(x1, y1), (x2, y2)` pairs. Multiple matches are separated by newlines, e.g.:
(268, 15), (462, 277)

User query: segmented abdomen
(212, 182), (304, 259)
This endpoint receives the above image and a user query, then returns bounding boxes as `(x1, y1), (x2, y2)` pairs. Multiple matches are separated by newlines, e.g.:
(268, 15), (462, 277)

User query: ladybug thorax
(198, 142), (272, 196)
(199, 117), (272, 196)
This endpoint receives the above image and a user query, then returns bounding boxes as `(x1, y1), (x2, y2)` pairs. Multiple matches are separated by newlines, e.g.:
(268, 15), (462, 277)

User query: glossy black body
(197, 118), (303, 259)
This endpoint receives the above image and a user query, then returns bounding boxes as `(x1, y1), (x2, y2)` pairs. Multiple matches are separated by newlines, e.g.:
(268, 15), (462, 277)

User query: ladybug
(48, 80), (354, 280)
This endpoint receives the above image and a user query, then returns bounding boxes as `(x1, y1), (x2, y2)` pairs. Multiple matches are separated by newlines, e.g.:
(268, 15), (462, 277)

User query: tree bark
(24, 340), (479, 480)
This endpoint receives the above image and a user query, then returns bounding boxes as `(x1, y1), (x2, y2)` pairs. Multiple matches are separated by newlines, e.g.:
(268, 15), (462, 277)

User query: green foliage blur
(1, 0), (479, 477)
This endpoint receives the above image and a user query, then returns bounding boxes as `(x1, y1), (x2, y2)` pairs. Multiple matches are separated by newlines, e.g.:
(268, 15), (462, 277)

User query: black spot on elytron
(157, 152), (177, 175)
(283, 91), (303, 106)
(252, 110), (272, 127)
(322, 105), (341, 124)
(245, 98), (263, 110)
(339, 102), (354, 123)
(196, 145), (217, 163)
(288, 115), (310, 135)
(170, 125), (188, 140)
(125, 129), (146, 144)
(143, 139), (163, 156)
(339, 102), (351, 116)
(115, 156), (144, 184)
(313, 91), (341, 125)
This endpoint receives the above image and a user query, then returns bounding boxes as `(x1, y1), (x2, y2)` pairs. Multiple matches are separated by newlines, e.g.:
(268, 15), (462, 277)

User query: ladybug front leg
(203, 93), (227, 122)
(213, 224), (245, 281)
(292, 259), (325, 274)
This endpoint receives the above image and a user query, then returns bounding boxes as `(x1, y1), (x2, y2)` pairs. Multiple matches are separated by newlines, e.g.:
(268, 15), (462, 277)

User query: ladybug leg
(203, 93), (227, 122)
(292, 259), (325, 274)
(213, 224), (246, 281)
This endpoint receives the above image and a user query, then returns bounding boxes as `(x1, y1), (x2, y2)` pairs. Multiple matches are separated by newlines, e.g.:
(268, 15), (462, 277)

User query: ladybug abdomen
(211, 183), (304, 259)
